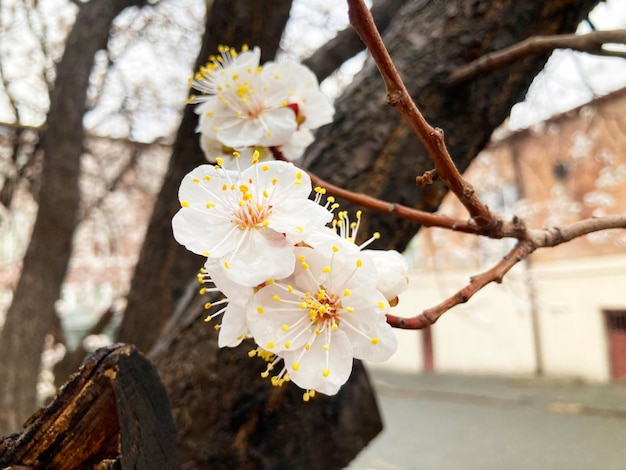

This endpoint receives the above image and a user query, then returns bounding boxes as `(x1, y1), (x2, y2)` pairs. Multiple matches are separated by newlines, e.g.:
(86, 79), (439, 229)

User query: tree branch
(347, 0), (495, 227)
(448, 29), (626, 86)
(341, 1), (626, 330)
(274, 146), (490, 235)
(387, 214), (626, 329)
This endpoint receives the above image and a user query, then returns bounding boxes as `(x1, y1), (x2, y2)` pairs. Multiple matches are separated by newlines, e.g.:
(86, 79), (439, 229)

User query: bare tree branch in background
(0, 0), (147, 436)
(302, 0), (408, 81)
(448, 29), (626, 85)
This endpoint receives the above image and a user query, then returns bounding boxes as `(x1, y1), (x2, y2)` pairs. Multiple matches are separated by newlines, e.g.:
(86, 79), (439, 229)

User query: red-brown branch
(347, 0), (495, 227)
(271, 146), (494, 235)
(448, 29), (626, 85)
(387, 214), (626, 329)
(387, 241), (533, 328)
(307, 171), (484, 234)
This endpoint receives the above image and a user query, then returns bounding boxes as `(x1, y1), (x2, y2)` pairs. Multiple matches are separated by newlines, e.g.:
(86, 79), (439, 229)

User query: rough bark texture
(0, 0), (146, 436)
(305, 0), (600, 251)
(0, 344), (177, 469)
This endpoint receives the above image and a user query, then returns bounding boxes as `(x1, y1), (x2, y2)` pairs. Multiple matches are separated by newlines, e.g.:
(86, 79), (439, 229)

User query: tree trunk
(0, 0), (146, 436)
(118, 0), (295, 353)
(305, 0), (599, 251)
(0, 344), (177, 469)
(114, 2), (398, 466)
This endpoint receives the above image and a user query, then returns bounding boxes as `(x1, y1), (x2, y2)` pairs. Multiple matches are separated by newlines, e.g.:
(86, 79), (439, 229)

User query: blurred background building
(388, 87), (626, 382)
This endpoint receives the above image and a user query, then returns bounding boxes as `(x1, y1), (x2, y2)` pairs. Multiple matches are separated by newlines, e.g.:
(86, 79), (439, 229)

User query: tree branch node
(387, 90), (403, 106)
(416, 169), (438, 186)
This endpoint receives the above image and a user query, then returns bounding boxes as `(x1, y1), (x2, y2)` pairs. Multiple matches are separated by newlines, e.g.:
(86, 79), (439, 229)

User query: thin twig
(307, 171), (483, 234)
(387, 214), (626, 329)
(387, 241), (533, 329)
(448, 29), (626, 86)
(271, 146), (486, 234)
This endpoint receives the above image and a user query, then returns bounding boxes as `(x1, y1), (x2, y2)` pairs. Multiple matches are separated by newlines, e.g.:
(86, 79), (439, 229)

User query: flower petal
(365, 249), (409, 301)
(281, 330), (353, 396)
(221, 228), (294, 286)
(270, 199), (333, 238)
(341, 288), (397, 362)
(246, 281), (310, 352)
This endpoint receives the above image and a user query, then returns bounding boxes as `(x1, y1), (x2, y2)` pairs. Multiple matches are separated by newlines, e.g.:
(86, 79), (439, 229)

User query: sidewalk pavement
(368, 368), (626, 418)
(347, 368), (626, 470)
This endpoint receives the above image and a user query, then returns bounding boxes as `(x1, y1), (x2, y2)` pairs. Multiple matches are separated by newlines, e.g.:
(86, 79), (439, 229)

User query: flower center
(232, 200), (271, 229)
(305, 289), (341, 328)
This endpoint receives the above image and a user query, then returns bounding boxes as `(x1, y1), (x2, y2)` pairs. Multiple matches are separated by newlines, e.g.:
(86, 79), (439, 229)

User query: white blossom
(247, 244), (397, 396)
(199, 260), (254, 347)
(304, 210), (409, 302)
(190, 46), (334, 158)
(172, 156), (333, 286)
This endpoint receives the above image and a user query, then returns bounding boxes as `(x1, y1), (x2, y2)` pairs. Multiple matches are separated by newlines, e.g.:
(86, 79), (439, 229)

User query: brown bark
(305, 0), (600, 251)
(0, 0), (147, 436)
(0, 344), (177, 469)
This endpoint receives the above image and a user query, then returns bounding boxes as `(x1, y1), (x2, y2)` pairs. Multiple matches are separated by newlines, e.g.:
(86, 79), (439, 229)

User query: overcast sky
(508, 0), (626, 130)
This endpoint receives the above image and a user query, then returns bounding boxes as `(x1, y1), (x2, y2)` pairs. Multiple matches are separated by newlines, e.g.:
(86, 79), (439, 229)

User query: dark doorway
(604, 310), (626, 380)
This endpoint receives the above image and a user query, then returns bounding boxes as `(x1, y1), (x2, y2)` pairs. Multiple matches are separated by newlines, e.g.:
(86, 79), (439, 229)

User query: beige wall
(532, 254), (626, 381)
(370, 254), (626, 382)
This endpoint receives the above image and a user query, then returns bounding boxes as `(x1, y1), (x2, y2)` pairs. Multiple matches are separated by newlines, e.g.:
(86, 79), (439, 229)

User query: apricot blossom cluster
(173, 47), (408, 397)
(189, 45), (334, 168)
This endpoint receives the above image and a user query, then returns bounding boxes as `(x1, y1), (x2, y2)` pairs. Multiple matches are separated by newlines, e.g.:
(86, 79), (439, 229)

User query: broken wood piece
(0, 343), (177, 469)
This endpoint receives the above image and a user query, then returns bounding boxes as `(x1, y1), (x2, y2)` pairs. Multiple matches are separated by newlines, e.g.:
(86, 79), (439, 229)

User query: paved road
(348, 370), (626, 470)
